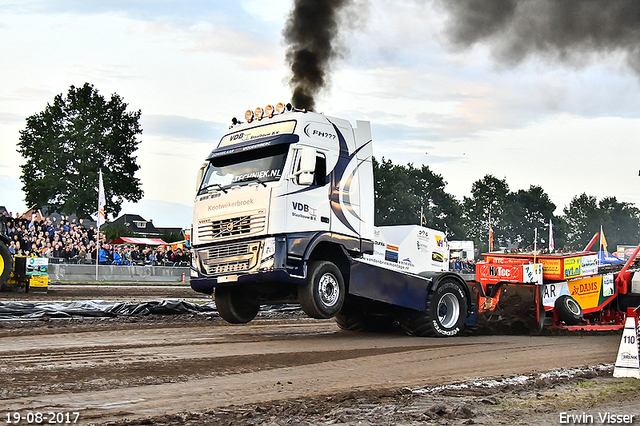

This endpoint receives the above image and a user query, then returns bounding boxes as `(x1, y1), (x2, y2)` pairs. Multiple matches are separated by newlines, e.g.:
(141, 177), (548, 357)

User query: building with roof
(109, 214), (162, 237)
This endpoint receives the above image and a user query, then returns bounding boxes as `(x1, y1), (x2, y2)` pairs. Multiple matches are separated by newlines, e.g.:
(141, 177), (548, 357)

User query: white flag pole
(534, 228), (538, 265)
(96, 170), (106, 281)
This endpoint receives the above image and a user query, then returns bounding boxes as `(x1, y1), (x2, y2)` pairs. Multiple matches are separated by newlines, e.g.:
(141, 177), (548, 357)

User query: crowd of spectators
(97, 244), (190, 266)
(450, 257), (476, 273)
(1, 210), (189, 266)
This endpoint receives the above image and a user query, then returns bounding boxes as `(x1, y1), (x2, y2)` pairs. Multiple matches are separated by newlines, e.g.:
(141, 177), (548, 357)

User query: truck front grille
(200, 240), (261, 277)
(197, 210), (266, 242)
(207, 242), (252, 259)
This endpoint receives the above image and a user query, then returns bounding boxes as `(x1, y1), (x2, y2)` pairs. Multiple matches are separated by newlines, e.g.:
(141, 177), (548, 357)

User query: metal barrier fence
(47, 257), (189, 267)
(48, 264), (190, 283)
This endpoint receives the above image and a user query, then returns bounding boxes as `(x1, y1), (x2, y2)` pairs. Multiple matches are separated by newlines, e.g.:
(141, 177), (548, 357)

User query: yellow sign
(29, 275), (48, 288)
(563, 256), (583, 279)
(540, 258), (561, 277)
(568, 275), (602, 310)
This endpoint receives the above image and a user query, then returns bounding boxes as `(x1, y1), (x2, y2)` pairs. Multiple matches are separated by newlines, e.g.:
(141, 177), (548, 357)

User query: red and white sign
(477, 263), (543, 285)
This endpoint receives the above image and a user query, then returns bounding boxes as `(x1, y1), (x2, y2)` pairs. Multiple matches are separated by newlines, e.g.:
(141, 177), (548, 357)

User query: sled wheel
(0, 242), (12, 287)
(300, 260), (345, 319)
(554, 295), (583, 325)
(537, 285), (546, 333)
(215, 286), (259, 324)
(400, 279), (468, 337)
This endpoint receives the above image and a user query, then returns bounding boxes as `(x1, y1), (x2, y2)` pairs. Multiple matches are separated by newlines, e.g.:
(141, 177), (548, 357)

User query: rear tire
(335, 302), (396, 332)
(300, 260), (345, 319)
(215, 286), (259, 324)
(554, 295), (583, 325)
(335, 306), (368, 332)
(0, 242), (12, 288)
(400, 279), (467, 337)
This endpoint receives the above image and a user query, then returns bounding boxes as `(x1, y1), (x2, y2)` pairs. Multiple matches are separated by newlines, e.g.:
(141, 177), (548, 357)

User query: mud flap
(475, 284), (540, 334)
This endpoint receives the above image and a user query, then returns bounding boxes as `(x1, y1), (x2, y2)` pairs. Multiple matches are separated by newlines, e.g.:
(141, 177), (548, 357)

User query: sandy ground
(1, 283), (639, 425)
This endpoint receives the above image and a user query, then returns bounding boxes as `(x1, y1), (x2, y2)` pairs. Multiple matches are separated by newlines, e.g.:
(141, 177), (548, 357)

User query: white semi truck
(190, 103), (472, 337)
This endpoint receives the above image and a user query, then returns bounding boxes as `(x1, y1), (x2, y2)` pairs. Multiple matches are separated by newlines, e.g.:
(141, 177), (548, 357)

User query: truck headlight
(190, 251), (199, 277)
(260, 237), (276, 270)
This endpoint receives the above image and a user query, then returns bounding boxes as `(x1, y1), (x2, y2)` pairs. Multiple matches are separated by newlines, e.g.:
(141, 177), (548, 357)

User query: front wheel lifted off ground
(300, 260), (345, 319)
(215, 286), (259, 324)
(400, 279), (468, 337)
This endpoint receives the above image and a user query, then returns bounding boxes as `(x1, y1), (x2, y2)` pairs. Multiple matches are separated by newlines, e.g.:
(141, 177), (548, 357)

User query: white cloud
(1, 0), (640, 227)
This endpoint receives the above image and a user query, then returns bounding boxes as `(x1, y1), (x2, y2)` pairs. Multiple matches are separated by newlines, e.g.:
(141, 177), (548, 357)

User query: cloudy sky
(1, 0), (640, 228)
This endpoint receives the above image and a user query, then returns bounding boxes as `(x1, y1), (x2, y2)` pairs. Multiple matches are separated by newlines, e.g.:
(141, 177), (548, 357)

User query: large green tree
(599, 197), (640, 249)
(563, 193), (601, 249)
(462, 175), (510, 253)
(507, 185), (557, 249)
(408, 163), (464, 239)
(563, 195), (640, 251)
(373, 157), (464, 239)
(17, 83), (144, 218)
(373, 157), (416, 226)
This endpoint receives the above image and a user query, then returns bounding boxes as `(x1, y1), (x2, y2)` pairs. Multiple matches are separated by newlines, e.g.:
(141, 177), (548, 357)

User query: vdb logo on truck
(292, 202), (317, 220)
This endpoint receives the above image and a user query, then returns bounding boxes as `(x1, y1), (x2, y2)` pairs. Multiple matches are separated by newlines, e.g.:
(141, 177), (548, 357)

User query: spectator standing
(113, 247), (123, 265)
(98, 245), (109, 265)
(131, 246), (141, 264)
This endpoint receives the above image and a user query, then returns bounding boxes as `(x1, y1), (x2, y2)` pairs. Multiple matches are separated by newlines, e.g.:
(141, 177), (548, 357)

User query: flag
(549, 219), (554, 251)
(489, 222), (494, 252)
(97, 170), (106, 228)
(601, 225), (608, 253)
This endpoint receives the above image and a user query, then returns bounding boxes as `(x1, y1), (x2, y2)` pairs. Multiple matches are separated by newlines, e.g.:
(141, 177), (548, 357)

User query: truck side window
(314, 154), (326, 186)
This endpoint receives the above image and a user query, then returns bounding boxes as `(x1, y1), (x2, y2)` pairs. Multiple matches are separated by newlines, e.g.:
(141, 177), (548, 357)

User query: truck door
(286, 147), (331, 234)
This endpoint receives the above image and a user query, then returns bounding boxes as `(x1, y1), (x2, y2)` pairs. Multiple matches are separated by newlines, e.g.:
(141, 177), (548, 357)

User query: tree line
(373, 157), (640, 254)
(16, 84), (640, 255)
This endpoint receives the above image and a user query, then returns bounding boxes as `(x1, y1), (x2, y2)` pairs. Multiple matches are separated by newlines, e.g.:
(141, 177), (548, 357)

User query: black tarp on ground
(0, 300), (217, 319)
(0, 301), (302, 319)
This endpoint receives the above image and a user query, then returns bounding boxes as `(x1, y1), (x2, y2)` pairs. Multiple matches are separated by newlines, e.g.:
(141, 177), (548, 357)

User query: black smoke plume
(283, 0), (351, 111)
(438, 0), (640, 74)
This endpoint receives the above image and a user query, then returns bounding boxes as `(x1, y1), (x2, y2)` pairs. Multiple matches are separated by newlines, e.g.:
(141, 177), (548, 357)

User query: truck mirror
(298, 172), (314, 186)
(296, 147), (316, 186)
(196, 163), (207, 193)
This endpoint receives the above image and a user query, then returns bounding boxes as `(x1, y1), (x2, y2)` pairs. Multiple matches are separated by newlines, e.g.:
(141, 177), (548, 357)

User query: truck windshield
(199, 143), (289, 194)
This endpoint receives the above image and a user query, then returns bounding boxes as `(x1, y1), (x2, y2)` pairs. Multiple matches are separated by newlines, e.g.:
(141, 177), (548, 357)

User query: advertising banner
(26, 257), (48, 276)
(362, 225), (449, 275)
(477, 263), (543, 285)
(542, 274), (615, 311)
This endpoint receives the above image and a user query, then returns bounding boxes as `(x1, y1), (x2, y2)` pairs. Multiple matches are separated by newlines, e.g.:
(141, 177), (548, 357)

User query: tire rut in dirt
(0, 346), (430, 399)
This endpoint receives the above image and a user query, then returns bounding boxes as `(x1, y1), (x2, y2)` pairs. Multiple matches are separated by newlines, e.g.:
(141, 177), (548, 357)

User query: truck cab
(190, 104), (374, 322)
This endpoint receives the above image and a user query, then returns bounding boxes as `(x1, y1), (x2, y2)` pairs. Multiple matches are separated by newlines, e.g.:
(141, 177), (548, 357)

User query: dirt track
(1, 284), (640, 425)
